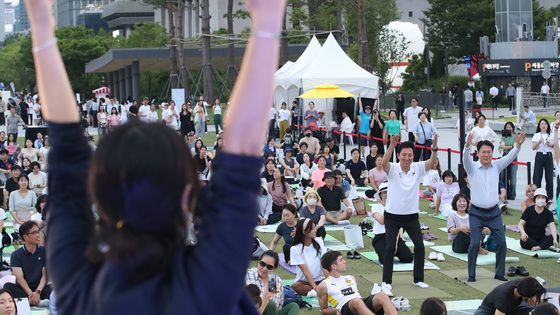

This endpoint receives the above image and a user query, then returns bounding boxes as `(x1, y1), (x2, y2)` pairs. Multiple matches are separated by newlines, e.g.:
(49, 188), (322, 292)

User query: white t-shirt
(278, 109), (291, 122)
(386, 162), (426, 215)
(147, 111), (159, 123)
(290, 237), (326, 283)
(269, 108), (278, 120)
(404, 106), (423, 132)
(371, 203), (386, 234)
(213, 105), (222, 115)
(541, 84), (550, 94)
(163, 109), (179, 130)
(31, 103), (41, 120)
(489, 86), (499, 97)
(323, 275), (361, 310)
(532, 132), (553, 153)
(138, 105), (150, 122)
(422, 169), (441, 188)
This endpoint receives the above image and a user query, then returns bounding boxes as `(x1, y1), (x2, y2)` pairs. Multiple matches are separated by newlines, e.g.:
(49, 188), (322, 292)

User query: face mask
(535, 197), (547, 207)
(306, 134), (312, 137)
(307, 198), (317, 206)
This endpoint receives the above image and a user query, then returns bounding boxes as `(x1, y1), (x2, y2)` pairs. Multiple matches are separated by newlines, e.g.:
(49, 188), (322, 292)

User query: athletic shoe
(428, 252), (437, 260)
(346, 251), (354, 259)
(436, 253), (445, 262)
(380, 282), (393, 296)
(420, 223), (430, 230)
(414, 281), (430, 288)
(557, 257), (560, 263)
(391, 296), (411, 311)
(353, 251), (361, 259)
(370, 283), (382, 295)
(507, 266), (516, 277)
(535, 276), (546, 286)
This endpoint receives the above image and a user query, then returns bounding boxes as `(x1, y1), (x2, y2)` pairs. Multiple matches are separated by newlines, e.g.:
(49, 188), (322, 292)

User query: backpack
(282, 285), (312, 309)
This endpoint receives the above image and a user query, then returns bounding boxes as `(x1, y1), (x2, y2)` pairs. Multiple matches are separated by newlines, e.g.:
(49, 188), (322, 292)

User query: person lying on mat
(269, 204), (298, 263)
(290, 218), (326, 296)
(317, 251), (397, 315)
(246, 250), (300, 315)
(299, 189), (327, 239)
(474, 277), (545, 315)
(447, 193), (490, 254)
(518, 188), (558, 251)
(370, 182), (413, 265)
(31, 0), (287, 312)
(317, 171), (352, 225)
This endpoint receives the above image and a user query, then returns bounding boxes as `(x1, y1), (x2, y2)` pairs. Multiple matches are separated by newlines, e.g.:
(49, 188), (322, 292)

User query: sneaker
(420, 223), (430, 230)
(507, 266), (516, 277)
(346, 251), (354, 260)
(391, 296), (411, 311)
(381, 282), (393, 296)
(428, 252), (437, 260)
(557, 257), (560, 263)
(353, 251), (361, 259)
(436, 253), (445, 262)
(371, 283), (382, 295)
(535, 276), (546, 286)
(414, 281), (430, 288)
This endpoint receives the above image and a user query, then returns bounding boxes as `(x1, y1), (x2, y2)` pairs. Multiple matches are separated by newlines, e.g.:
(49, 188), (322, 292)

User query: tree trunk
(334, 0), (342, 44)
(356, 0), (371, 71)
(200, 0), (213, 101)
(227, 0), (236, 85)
(177, 0), (188, 99)
(280, 13), (289, 64)
(167, 0), (178, 89)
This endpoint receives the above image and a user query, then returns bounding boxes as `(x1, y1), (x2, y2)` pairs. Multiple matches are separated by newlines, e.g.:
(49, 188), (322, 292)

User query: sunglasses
(259, 261), (274, 270)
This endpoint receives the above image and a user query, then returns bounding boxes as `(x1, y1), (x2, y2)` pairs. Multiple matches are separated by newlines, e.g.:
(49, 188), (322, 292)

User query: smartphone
(269, 277), (277, 292)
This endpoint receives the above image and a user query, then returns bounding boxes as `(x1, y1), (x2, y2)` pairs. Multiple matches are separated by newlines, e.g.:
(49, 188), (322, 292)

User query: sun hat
(374, 182), (388, 201)
(533, 188), (549, 202)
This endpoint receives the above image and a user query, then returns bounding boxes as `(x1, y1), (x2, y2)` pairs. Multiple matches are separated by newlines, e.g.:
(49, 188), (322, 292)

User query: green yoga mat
(360, 251), (440, 271)
(255, 223), (346, 233)
(324, 235), (350, 251)
(505, 237), (560, 258)
(359, 273), (451, 299)
(434, 214), (448, 221)
(365, 232), (435, 247)
(281, 279), (319, 308)
(430, 245), (520, 265)
(440, 269), (503, 295)
(445, 299), (483, 315)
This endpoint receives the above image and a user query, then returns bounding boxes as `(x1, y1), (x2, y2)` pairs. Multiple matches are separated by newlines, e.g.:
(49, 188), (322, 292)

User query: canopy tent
(92, 87), (111, 99)
(299, 84), (353, 99)
(274, 36), (322, 107)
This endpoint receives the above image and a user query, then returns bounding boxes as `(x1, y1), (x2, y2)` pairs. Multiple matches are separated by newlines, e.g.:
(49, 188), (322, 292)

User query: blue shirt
(359, 111), (372, 134)
(525, 110), (537, 125)
(47, 123), (261, 315)
(414, 121), (437, 144)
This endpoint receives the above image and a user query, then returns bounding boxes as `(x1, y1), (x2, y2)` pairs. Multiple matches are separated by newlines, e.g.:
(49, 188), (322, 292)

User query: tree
(177, 0), (188, 96)
(355, 0), (370, 71)
(375, 27), (411, 87)
(400, 54), (427, 91)
(200, 0), (214, 101)
(123, 23), (168, 48)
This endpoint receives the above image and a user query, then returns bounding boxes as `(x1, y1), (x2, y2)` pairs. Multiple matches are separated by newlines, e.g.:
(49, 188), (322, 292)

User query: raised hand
(389, 135), (400, 147)
(466, 133), (473, 147)
(516, 132), (526, 147)
(432, 133), (439, 148)
(245, 0), (287, 33)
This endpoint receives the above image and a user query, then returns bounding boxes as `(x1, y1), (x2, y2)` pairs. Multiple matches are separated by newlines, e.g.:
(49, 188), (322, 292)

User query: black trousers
(267, 213), (282, 225)
(491, 97), (498, 110)
(372, 233), (413, 265)
(268, 119), (276, 139)
(520, 235), (554, 250)
(283, 242), (292, 263)
(3, 282), (52, 300)
(408, 132), (415, 143)
(452, 232), (471, 253)
(382, 212), (425, 284)
(508, 96), (514, 111)
(414, 143), (430, 162)
(396, 107), (404, 124)
(90, 110), (98, 127)
(0, 113), (4, 126)
(533, 152), (554, 199)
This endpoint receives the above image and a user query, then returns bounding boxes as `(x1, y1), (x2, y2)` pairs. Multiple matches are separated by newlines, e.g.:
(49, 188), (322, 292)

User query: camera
(502, 129), (512, 137)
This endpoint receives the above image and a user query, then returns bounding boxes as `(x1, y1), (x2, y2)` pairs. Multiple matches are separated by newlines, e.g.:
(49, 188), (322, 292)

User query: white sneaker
(371, 283), (382, 295)
(428, 252), (437, 260)
(338, 220), (350, 225)
(414, 281), (430, 288)
(557, 257), (560, 263)
(381, 282), (393, 296)
(436, 253), (445, 262)
(391, 296), (411, 311)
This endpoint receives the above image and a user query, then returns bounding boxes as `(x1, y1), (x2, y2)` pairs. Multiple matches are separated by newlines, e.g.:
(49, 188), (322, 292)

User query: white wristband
(32, 38), (57, 53)
(254, 31), (279, 40)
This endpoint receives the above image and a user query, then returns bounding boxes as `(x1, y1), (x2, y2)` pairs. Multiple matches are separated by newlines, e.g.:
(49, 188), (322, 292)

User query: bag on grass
(282, 285), (312, 308)
(344, 225), (364, 249)
(352, 198), (366, 215)
(251, 236), (268, 260)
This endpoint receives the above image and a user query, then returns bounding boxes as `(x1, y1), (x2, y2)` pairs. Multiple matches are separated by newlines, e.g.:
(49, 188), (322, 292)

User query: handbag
(352, 198), (366, 216)
(343, 225), (364, 249)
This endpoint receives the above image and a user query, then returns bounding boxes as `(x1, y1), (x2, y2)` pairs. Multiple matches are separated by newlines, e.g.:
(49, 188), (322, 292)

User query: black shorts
(340, 296), (382, 315)
(359, 134), (369, 146)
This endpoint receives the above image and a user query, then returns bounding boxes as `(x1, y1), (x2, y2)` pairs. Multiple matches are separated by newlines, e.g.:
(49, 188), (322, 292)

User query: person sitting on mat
(246, 250), (300, 315)
(447, 193), (490, 254)
(419, 297), (447, 315)
(518, 188), (558, 251)
(520, 184), (537, 214)
(299, 189), (327, 239)
(474, 277), (545, 315)
(290, 218), (326, 296)
(434, 170), (460, 216)
(269, 204), (298, 264)
(267, 168), (295, 214)
(257, 180), (275, 225)
(370, 182), (413, 265)
(317, 171), (352, 225)
(317, 251), (397, 315)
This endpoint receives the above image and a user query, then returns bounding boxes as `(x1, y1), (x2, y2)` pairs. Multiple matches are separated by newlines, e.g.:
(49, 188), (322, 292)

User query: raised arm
(382, 135), (399, 173)
(554, 121), (560, 165)
(462, 133), (475, 174)
(223, 1), (285, 157)
(494, 133), (524, 172)
(424, 134), (439, 171)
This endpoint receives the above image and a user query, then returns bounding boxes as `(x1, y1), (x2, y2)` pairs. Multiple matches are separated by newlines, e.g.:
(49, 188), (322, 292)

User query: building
(101, 0), (154, 37)
(396, 0), (430, 30)
(54, 0), (115, 30)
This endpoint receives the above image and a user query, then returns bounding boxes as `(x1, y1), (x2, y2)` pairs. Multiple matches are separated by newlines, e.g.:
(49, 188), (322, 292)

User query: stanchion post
(343, 134), (347, 160)
(447, 148), (451, 171)
(526, 162), (532, 185)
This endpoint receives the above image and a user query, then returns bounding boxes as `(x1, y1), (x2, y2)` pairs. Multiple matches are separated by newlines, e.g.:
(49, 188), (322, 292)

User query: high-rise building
(13, 0), (28, 33)
(54, 0), (115, 29)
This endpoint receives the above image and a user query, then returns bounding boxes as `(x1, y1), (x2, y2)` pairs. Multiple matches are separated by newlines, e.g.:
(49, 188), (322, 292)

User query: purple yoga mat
(278, 253), (298, 275)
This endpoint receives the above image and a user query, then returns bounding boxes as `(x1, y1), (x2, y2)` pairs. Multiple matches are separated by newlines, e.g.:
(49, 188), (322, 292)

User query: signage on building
(479, 59), (560, 77)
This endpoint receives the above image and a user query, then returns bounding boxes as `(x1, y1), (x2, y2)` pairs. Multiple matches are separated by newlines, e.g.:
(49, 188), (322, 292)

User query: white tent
(274, 36), (322, 106)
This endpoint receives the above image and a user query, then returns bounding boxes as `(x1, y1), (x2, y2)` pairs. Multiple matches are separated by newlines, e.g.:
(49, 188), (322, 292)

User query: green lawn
(255, 198), (559, 314)
(496, 114), (555, 123)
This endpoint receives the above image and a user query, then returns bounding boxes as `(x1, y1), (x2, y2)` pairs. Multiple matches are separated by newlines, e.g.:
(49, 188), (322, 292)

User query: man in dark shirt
(474, 277), (544, 315)
(3, 221), (51, 305)
(324, 138), (339, 161)
(4, 165), (21, 193)
(296, 142), (308, 165)
(317, 171), (352, 225)
(0, 149), (15, 184)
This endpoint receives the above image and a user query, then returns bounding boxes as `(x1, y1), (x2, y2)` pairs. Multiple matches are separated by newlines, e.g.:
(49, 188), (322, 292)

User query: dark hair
(36, 194), (48, 213)
(423, 107), (432, 122)
(396, 141), (415, 154)
(536, 118), (550, 134)
(19, 220), (39, 238)
(451, 193), (470, 211)
(524, 104), (529, 109)
(260, 250), (280, 269)
(441, 170), (456, 182)
(246, 284), (262, 307)
(299, 142), (308, 148)
(420, 297), (447, 315)
(18, 174), (29, 188)
(350, 148), (360, 155)
(267, 136), (275, 143)
(321, 250), (342, 271)
(418, 112), (427, 119)
(517, 277), (546, 301)
(388, 109), (397, 117)
(10, 165), (22, 172)
(475, 114), (486, 126)
(30, 161), (41, 171)
(325, 138), (334, 143)
(316, 155), (327, 164)
(476, 140), (494, 152)
(0, 289), (17, 313)
(0, 149), (8, 155)
(271, 168), (287, 193)
(503, 121), (515, 132)
(282, 203), (297, 217)
(194, 139), (204, 155)
(292, 219), (321, 256)
(87, 123), (200, 283)
(332, 169), (343, 177)
(531, 303), (559, 315)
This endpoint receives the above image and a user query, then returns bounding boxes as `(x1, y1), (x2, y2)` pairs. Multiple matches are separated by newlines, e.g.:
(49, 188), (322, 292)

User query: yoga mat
(430, 245), (520, 265)
(445, 299), (483, 315)
(440, 269), (503, 295)
(324, 235), (350, 251)
(434, 214), (448, 221)
(505, 225), (520, 233)
(505, 237), (560, 258)
(278, 253), (298, 275)
(359, 273), (451, 299)
(360, 251), (440, 271)
(365, 232), (435, 247)
(255, 223), (346, 233)
(281, 279), (319, 308)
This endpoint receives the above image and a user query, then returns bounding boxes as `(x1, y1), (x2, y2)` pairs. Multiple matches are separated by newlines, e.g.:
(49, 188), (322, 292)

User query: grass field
(254, 198), (560, 314)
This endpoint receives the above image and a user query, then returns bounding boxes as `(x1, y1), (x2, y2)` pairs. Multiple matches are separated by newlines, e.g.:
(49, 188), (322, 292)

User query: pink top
(108, 114), (120, 126)
(368, 168), (388, 188)
(311, 168), (329, 190)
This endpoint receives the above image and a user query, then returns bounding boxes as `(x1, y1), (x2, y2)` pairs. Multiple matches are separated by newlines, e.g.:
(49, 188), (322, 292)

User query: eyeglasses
(259, 261), (274, 270)
(26, 230), (40, 236)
